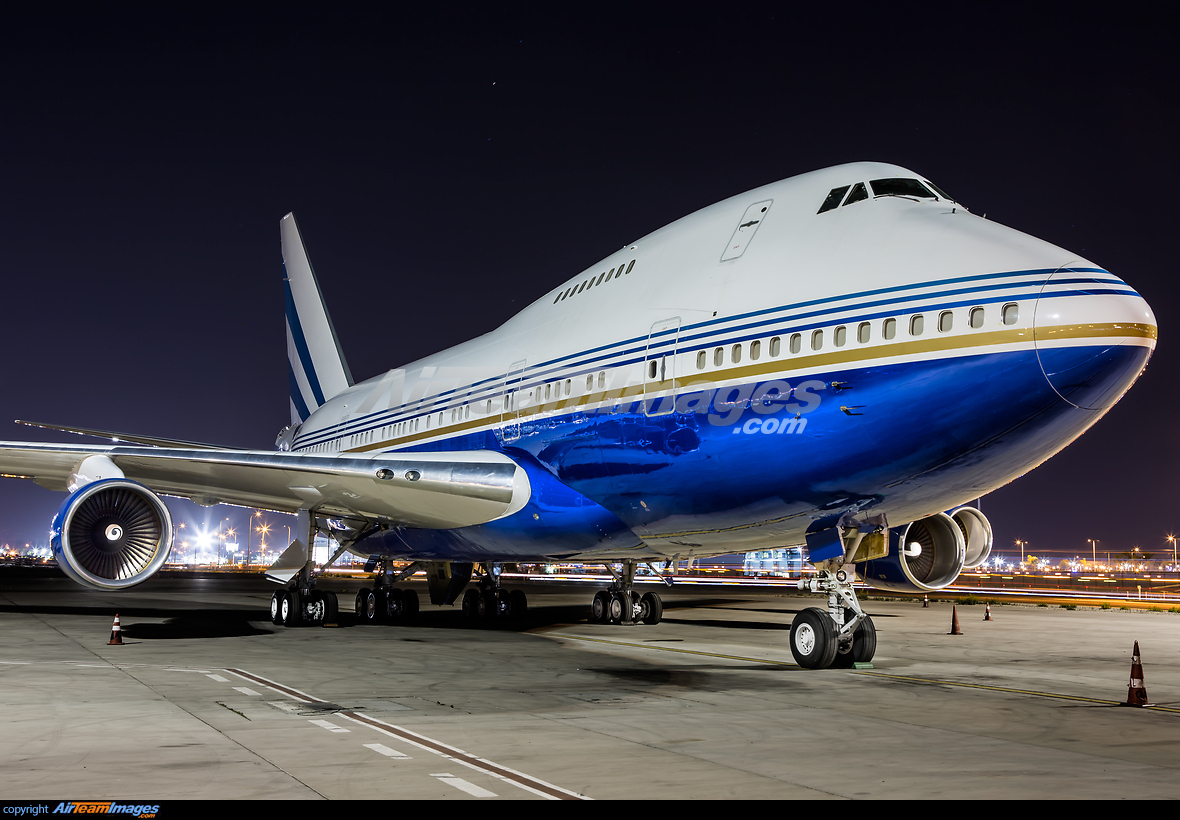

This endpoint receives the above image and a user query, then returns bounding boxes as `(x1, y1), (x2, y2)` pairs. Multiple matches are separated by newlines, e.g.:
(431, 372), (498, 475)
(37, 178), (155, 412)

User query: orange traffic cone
(948, 606), (963, 635)
(1121, 641), (1151, 707)
(923, 594), (929, 608)
(984, 604), (992, 621)
(107, 614), (123, 646)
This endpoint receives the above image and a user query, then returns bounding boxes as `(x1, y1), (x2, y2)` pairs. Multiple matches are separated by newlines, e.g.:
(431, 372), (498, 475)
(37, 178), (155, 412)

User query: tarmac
(2, 567), (1180, 800)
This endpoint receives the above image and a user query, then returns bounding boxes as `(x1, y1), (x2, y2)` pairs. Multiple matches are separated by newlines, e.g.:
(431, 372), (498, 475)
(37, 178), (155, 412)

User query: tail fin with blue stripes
(281, 213), (353, 424)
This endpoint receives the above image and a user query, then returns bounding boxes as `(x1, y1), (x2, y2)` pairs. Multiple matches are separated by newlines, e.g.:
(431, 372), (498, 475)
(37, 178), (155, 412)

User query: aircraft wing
(0, 442), (530, 528)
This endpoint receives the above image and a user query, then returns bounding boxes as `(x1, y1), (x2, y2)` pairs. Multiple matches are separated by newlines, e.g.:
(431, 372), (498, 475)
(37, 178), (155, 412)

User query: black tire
(384, 587), (404, 620)
(356, 588), (371, 619)
(402, 589), (419, 621)
(607, 591), (625, 624)
(852, 614), (877, 663)
(322, 591), (339, 626)
(270, 591), (283, 625)
(361, 589), (382, 624)
(461, 588), (480, 618)
(591, 590), (610, 623)
(789, 607), (838, 669)
(509, 589), (527, 619)
(640, 592), (663, 625)
(477, 589), (497, 620)
(282, 590), (303, 627)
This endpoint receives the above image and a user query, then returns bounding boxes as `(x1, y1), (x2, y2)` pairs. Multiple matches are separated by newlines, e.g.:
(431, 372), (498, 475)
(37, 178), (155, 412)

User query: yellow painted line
(542, 633), (1180, 713)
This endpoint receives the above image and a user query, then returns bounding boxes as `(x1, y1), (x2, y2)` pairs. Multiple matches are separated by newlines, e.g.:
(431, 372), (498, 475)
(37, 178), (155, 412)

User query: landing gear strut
(589, 560), (663, 625)
(791, 568), (876, 669)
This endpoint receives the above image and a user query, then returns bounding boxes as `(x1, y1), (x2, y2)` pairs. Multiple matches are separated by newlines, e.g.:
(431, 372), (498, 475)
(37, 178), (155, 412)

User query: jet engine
(950, 505), (993, 569)
(858, 512), (966, 593)
(51, 478), (174, 590)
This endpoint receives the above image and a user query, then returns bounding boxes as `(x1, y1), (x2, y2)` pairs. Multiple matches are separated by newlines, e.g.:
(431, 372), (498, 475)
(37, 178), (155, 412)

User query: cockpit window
(923, 179), (955, 202)
(817, 185), (851, 214)
(870, 178), (936, 199)
(843, 182), (868, 206)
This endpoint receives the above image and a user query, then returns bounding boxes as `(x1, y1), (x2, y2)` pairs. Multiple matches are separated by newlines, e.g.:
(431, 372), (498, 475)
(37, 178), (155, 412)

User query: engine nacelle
(51, 479), (174, 590)
(858, 512), (966, 593)
(950, 505), (993, 569)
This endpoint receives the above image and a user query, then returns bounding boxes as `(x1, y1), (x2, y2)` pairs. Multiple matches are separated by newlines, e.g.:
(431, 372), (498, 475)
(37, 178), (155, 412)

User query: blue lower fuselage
(353, 340), (1149, 562)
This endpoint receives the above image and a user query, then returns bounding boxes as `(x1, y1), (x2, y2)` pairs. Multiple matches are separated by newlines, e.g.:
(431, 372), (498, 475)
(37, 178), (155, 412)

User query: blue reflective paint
(284, 274), (326, 408)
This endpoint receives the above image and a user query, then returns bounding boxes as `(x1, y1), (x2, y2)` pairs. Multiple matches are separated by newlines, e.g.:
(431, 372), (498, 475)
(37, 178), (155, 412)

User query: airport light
(1168, 534), (1176, 567)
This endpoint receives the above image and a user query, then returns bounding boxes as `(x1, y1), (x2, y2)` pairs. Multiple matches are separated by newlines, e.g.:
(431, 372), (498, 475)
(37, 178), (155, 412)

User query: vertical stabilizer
(281, 213), (353, 424)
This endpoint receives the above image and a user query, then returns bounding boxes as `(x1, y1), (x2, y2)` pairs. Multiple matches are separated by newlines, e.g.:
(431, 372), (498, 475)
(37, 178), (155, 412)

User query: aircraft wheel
(270, 591), (282, 625)
(607, 591), (625, 624)
(321, 591), (339, 626)
(509, 589), (527, 619)
(360, 589), (383, 624)
(384, 587), (404, 620)
(476, 589), (497, 620)
(282, 589), (303, 627)
(355, 588), (370, 619)
(640, 592), (663, 625)
(461, 588), (479, 619)
(790, 607), (838, 669)
(832, 613), (877, 667)
(591, 590), (610, 623)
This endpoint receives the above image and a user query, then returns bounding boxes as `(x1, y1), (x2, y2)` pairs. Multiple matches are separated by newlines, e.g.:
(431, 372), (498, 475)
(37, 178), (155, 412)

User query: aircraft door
(501, 359), (526, 442)
(644, 317), (680, 416)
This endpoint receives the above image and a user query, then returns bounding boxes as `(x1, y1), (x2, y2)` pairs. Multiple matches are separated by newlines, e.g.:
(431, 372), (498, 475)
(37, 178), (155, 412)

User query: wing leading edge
(0, 442), (530, 529)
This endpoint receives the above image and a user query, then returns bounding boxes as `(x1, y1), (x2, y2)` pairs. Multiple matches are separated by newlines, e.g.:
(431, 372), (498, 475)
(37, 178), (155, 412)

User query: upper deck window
(870, 178), (936, 199)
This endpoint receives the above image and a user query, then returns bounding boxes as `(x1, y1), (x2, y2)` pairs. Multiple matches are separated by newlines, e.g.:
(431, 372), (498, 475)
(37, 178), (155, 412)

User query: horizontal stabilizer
(15, 420), (240, 450)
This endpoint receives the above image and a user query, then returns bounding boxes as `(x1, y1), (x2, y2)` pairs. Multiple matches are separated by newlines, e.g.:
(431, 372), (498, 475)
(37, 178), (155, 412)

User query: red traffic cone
(949, 606), (963, 635)
(923, 594), (929, 608)
(984, 604), (992, 621)
(107, 614), (123, 646)
(1121, 641), (1151, 707)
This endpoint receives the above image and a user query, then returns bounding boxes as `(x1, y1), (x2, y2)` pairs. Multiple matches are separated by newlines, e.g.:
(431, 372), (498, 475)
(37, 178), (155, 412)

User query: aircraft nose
(1032, 268), (1157, 411)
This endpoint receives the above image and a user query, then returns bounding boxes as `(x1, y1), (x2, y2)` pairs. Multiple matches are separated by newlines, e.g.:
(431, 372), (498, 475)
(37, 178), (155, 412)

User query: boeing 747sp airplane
(0, 162), (1156, 668)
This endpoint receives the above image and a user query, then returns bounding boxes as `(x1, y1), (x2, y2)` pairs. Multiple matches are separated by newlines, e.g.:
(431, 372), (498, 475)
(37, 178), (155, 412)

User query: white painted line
(233, 686), (262, 696)
(364, 742), (410, 759)
(309, 719), (349, 733)
(431, 773), (497, 798)
(206, 673), (229, 682)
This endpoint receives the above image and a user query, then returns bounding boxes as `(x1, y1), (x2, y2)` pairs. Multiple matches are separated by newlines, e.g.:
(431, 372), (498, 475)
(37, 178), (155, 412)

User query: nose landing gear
(791, 568), (876, 669)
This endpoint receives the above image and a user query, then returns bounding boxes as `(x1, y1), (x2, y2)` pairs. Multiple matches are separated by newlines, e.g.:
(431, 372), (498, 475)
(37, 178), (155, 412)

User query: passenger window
(770, 336), (781, 357)
(596, 272), (607, 286)
(649, 360), (657, 379)
(939, 311), (953, 332)
(714, 347), (724, 367)
(598, 371), (605, 389)
(818, 185), (851, 214)
(731, 344), (742, 364)
(910, 315), (925, 336)
(844, 182), (868, 206)
(626, 260), (636, 274)
(586, 374), (593, 391)
(857, 322), (871, 344)
(811, 330), (823, 351)
(750, 340), (761, 361)
(1003, 303), (1019, 325)
(969, 307), (984, 329)
(545, 384), (551, 400)
(565, 379), (571, 396)
(883, 318), (897, 340)
(790, 333), (802, 354)
(697, 350), (706, 370)
(834, 326), (847, 348)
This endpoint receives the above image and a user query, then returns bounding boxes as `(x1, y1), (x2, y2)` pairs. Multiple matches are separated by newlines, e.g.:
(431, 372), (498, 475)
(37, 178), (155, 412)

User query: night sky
(1, 8), (1176, 561)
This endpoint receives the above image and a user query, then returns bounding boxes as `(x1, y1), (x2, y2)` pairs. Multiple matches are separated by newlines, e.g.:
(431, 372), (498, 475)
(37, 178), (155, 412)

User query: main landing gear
(460, 563), (527, 623)
(270, 586), (339, 628)
(355, 558), (421, 625)
(790, 568), (876, 669)
(589, 560), (664, 625)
